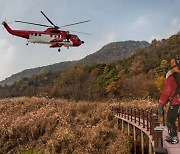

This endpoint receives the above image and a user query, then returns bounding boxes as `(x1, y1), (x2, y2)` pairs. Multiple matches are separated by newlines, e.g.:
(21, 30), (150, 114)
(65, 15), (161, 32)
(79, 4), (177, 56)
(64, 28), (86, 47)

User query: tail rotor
(2, 19), (14, 31)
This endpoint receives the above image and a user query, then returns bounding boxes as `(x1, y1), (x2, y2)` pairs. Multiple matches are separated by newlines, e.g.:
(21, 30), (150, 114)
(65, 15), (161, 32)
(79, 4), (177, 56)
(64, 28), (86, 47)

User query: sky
(0, 0), (180, 81)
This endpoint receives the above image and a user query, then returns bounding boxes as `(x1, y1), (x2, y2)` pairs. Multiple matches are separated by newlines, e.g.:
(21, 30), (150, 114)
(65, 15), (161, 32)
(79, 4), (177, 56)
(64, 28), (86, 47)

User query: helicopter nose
(82, 41), (84, 44)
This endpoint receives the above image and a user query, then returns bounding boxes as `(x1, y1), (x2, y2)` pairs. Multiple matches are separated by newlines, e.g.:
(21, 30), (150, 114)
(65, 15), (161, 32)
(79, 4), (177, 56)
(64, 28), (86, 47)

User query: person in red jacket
(157, 55), (180, 144)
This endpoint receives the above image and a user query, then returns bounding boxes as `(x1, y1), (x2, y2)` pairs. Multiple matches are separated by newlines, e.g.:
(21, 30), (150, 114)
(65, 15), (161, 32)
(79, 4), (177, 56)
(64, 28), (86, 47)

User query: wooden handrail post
(118, 106), (120, 116)
(151, 114), (158, 138)
(150, 113), (152, 135)
(154, 125), (163, 147)
(178, 116), (180, 132)
(123, 107), (125, 118)
(138, 108), (141, 126)
(128, 122), (130, 136)
(119, 106), (121, 117)
(141, 131), (144, 154)
(118, 118), (121, 129)
(146, 109), (149, 131)
(123, 106), (125, 118)
(124, 107), (126, 119)
(134, 108), (137, 123)
(121, 106), (124, 117)
(149, 139), (152, 154)
(162, 111), (165, 126)
(122, 119), (124, 132)
(127, 107), (129, 120)
(149, 109), (153, 134)
(120, 106), (121, 116)
(149, 109), (153, 133)
(131, 107), (133, 121)
(154, 125), (167, 154)
(142, 109), (145, 128)
(133, 125), (136, 154)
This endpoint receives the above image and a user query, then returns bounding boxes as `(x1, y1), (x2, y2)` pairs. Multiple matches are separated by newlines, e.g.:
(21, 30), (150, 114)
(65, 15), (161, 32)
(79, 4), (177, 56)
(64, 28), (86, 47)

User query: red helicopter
(2, 11), (90, 52)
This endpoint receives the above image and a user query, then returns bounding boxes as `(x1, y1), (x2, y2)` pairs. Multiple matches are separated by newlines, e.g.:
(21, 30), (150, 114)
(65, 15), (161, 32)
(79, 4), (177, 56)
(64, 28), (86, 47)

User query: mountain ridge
(79, 40), (149, 64)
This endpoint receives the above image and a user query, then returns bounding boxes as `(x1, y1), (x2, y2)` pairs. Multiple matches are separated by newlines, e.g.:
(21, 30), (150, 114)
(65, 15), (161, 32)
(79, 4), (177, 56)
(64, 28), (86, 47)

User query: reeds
(0, 97), (131, 154)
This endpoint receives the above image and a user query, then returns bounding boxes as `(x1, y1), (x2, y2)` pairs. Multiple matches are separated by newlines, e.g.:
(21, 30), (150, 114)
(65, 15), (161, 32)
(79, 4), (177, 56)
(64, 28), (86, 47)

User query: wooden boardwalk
(162, 126), (180, 154)
(112, 105), (180, 154)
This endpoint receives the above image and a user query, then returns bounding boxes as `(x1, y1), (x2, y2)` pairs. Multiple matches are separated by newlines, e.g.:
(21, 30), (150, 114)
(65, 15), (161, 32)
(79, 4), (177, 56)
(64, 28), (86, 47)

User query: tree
(155, 76), (165, 92)
(106, 81), (119, 96)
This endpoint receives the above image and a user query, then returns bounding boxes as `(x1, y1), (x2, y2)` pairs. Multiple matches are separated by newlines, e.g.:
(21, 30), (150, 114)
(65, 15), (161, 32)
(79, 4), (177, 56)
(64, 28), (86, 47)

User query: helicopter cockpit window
(74, 35), (79, 39)
(74, 35), (80, 41)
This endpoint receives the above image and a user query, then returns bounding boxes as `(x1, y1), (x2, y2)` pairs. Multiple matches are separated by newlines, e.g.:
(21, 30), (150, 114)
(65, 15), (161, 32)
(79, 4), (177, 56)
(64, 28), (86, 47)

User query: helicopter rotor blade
(40, 11), (58, 28)
(15, 20), (52, 28)
(66, 29), (91, 35)
(60, 20), (91, 28)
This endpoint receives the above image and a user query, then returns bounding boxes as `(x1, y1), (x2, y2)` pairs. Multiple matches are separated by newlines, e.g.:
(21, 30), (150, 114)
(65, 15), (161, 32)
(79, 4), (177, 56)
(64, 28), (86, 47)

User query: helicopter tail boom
(2, 21), (30, 39)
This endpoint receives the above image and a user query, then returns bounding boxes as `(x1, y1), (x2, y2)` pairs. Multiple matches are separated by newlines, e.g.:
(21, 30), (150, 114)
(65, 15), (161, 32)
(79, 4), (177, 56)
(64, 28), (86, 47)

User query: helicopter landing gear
(58, 48), (61, 52)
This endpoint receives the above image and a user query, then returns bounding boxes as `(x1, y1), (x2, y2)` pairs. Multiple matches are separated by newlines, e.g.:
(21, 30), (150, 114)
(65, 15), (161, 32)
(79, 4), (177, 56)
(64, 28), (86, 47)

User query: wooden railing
(112, 105), (180, 154)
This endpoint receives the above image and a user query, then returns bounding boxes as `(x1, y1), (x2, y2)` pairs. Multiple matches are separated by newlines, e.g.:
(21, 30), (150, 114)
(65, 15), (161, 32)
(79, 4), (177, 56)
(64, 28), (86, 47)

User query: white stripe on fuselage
(28, 34), (58, 44)
(28, 34), (73, 47)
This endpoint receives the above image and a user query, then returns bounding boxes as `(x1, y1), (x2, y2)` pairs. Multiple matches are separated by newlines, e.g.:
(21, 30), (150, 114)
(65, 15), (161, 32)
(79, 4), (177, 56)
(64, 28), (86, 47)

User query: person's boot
(165, 136), (179, 144)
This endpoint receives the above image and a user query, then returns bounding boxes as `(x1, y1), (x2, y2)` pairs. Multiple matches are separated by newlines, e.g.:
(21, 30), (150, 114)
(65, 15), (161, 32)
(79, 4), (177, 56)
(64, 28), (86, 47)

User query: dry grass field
(0, 97), (134, 154)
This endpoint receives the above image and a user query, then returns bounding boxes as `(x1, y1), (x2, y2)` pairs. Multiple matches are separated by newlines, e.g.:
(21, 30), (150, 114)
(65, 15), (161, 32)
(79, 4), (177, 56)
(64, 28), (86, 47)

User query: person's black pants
(167, 104), (180, 137)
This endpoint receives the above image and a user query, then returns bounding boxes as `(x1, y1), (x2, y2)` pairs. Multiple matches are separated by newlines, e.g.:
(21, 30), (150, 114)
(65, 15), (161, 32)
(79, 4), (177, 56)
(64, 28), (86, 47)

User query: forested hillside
(0, 61), (76, 86)
(0, 41), (149, 86)
(0, 34), (179, 101)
